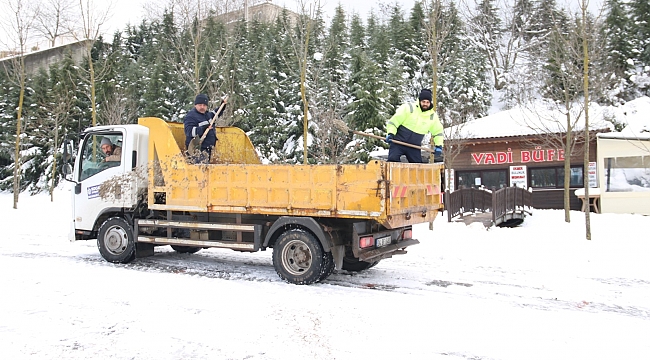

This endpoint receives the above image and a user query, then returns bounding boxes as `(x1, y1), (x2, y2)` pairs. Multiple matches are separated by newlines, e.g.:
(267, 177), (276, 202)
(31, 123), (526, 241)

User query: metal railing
(446, 187), (493, 222)
(491, 186), (533, 226)
(446, 186), (533, 226)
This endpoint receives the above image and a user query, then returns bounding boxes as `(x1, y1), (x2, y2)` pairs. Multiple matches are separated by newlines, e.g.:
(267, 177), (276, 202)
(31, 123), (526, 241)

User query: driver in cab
(100, 137), (122, 162)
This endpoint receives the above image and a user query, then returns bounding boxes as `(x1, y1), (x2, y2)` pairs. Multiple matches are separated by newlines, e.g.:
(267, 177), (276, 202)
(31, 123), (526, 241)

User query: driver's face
(101, 144), (112, 155)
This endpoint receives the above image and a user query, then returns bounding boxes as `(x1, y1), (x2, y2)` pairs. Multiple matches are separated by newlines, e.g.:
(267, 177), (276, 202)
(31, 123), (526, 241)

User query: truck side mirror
(63, 164), (73, 175)
(63, 139), (73, 163)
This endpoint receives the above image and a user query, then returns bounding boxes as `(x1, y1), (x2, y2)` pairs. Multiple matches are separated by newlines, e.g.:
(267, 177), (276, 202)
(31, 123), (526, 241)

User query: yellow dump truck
(63, 117), (443, 284)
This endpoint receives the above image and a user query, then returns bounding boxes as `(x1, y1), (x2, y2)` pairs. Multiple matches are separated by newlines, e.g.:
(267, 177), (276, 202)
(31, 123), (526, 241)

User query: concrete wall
(0, 40), (89, 76)
(597, 135), (650, 215)
(217, 2), (298, 26)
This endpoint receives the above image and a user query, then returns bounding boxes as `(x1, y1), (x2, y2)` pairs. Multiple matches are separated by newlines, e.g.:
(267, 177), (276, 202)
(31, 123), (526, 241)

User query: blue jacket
(183, 105), (226, 150)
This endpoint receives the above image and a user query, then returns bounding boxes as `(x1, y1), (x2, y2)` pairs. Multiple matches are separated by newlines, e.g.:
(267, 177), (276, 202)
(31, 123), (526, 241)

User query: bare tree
(35, 0), (75, 47)
(46, 66), (77, 201)
(0, 0), (39, 209)
(99, 87), (136, 125)
(517, 2), (604, 224)
(580, 0), (592, 240)
(424, 0), (455, 112)
(461, 0), (542, 94)
(159, 0), (231, 98)
(70, 0), (112, 128)
(279, 0), (321, 164)
(525, 12), (586, 223)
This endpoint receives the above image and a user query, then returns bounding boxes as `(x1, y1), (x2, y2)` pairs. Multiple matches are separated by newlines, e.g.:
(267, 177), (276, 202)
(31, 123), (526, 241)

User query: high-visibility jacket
(386, 102), (444, 147)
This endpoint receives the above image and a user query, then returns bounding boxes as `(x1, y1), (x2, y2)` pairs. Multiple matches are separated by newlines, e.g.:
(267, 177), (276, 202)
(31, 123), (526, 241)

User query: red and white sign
(510, 165), (527, 188)
(588, 161), (597, 188)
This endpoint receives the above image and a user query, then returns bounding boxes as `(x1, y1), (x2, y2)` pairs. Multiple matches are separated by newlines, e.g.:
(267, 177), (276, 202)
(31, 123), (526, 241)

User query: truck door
(71, 131), (126, 236)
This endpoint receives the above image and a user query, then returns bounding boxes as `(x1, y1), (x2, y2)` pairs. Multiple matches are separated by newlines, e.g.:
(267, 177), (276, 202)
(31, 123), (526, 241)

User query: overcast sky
(106, 0), (605, 37)
(105, 0), (416, 35)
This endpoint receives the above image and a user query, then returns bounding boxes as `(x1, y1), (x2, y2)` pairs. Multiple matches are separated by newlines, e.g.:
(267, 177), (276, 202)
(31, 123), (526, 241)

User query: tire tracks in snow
(3, 250), (649, 321)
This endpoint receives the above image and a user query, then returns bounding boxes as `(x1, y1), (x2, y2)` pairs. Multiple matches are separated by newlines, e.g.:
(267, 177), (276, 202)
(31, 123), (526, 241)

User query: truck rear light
(359, 236), (375, 248)
(402, 229), (412, 239)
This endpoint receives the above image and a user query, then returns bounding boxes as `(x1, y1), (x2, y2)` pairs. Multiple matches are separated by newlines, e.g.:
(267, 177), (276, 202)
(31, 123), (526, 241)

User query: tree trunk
(300, 14), (312, 165)
(13, 56), (26, 209)
(89, 46), (97, 127)
(429, 0), (439, 231)
(50, 119), (60, 202)
(563, 93), (572, 223)
(581, 0), (591, 240)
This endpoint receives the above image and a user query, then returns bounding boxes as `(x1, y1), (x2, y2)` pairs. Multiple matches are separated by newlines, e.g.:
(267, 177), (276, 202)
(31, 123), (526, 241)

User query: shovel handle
(352, 131), (436, 153)
(199, 95), (229, 143)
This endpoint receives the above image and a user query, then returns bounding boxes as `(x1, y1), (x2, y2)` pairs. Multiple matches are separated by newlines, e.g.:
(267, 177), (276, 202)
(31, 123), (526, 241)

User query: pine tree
(349, 13), (365, 49)
(346, 50), (387, 163)
(471, 0), (503, 89)
(630, 0), (650, 67)
(403, 1), (427, 95)
(437, 1), (490, 124)
(602, 0), (636, 103)
(367, 13), (391, 73)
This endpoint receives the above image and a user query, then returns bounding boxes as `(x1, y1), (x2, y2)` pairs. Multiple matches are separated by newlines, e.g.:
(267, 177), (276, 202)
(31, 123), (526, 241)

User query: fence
(446, 186), (533, 227)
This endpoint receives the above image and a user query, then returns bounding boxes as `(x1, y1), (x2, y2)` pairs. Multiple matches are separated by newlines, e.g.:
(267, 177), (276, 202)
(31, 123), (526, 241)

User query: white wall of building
(597, 134), (650, 215)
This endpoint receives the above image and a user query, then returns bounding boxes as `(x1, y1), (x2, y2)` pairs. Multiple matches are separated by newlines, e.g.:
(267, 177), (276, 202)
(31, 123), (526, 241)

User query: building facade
(445, 134), (600, 210)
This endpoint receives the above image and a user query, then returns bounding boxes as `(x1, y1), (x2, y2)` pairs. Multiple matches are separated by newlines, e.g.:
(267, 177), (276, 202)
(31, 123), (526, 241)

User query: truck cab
(68, 124), (148, 241)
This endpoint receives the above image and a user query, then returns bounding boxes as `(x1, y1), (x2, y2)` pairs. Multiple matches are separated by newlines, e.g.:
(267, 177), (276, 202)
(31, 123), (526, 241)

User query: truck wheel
(97, 217), (136, 263)
(171, 245), (201, 254)
(319, 251), (336, 281)
(273, 229), (325, 285)
(342, 256), (379, 272)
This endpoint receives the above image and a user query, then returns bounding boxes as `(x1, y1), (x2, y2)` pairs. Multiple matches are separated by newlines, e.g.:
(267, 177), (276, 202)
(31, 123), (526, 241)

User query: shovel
(187, 95), (229, 156)
(351, 130), (437, 153)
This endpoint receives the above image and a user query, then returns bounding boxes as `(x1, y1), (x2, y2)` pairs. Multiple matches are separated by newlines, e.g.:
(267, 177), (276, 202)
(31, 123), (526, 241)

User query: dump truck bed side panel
(141, 117), (442, 228)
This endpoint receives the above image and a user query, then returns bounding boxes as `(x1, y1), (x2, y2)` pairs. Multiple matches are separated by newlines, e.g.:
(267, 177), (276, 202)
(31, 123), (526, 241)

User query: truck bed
(141, 117), (443, 229)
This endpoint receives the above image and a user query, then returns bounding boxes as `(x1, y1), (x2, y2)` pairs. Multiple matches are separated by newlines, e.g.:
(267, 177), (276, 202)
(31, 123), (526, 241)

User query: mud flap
(331, 245), (345, 270)
(136, 242), (154, 258)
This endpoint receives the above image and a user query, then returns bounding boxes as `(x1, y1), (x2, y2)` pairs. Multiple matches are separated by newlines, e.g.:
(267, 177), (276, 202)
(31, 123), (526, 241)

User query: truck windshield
(79, 133), (123, 181)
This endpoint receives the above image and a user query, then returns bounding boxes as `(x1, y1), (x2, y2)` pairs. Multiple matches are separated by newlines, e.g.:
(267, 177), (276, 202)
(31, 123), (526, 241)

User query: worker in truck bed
(385, 88), (444, 163)
(183, 93), (227, 163)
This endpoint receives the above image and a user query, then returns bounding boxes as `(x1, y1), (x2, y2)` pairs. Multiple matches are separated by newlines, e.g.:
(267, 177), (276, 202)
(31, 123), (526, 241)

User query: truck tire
(342, 256), (379, 272)
(171, 245), (201, 254)
(97, 217), (136, 263)
(319, 251), (336, 281)
(272, 229), (325, 285)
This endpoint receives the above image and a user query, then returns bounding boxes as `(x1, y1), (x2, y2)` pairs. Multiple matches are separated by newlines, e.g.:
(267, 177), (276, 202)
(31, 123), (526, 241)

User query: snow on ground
(1, 188), (649, 360)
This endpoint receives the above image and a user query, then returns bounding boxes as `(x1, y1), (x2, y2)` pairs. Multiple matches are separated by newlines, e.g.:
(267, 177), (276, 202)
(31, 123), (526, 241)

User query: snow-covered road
(2, 190), (649, 359)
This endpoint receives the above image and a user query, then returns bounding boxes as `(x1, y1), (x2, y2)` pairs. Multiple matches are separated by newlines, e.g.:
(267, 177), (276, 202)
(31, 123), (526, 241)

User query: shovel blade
(187, 136), (203, 157)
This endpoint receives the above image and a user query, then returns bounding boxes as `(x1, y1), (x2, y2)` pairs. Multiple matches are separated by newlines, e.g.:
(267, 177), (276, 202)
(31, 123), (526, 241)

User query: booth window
(604, 156), (650, 192)
(530, 166), (583, 188)
(456, 170), (507, 190)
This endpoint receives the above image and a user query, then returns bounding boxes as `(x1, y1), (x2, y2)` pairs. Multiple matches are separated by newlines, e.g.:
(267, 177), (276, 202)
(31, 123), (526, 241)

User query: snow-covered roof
(597, 96), (650, 140)
(452, 101), (615, 140)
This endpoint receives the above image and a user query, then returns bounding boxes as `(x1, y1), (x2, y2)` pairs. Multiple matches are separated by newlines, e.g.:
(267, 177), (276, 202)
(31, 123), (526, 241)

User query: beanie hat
(100, 137), (112, 147)
(418, 88), (433, 102)
(194, 94), (209, 106)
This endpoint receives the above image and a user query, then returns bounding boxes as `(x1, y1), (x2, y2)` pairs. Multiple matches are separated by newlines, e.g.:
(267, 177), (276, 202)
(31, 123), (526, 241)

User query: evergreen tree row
(1, 0), (648, 194)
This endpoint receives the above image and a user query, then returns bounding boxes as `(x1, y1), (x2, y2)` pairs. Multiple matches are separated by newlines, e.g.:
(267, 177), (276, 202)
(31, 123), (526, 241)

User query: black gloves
(214, 101), (227, 117)
(434, 145), (443, 163)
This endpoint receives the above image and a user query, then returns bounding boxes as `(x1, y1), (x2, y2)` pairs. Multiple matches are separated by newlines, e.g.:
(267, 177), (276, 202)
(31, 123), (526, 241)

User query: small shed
(596, 97), (650, 215)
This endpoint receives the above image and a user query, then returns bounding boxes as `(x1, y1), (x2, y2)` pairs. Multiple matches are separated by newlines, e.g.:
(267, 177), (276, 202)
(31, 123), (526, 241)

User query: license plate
(376, 235), (391, 247)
